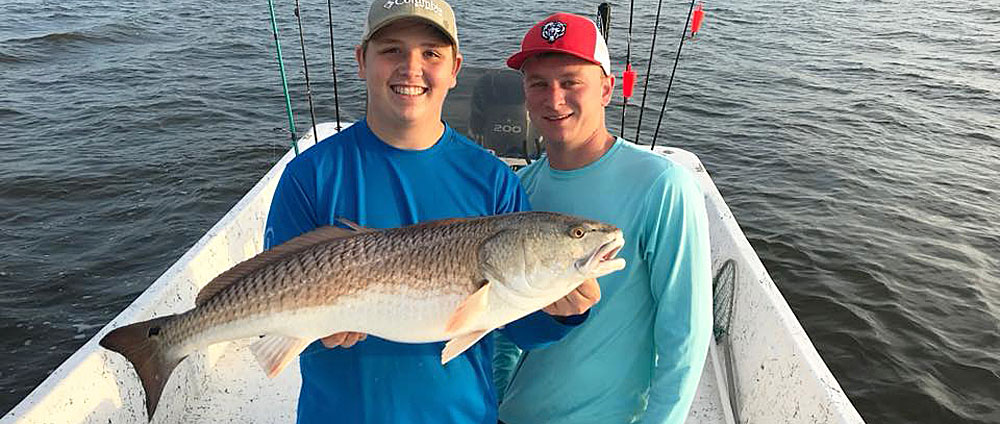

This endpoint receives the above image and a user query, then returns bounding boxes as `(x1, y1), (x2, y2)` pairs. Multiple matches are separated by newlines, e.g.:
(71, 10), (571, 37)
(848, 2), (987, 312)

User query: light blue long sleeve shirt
(496, 138), (712, 424)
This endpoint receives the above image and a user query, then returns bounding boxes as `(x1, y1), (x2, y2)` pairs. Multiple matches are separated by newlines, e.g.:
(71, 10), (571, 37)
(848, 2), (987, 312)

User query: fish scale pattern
(157, 212), (615, 352)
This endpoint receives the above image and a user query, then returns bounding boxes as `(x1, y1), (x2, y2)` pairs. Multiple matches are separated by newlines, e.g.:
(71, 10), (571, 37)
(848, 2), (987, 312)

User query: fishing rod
(266, 0), (299, 155)
(326, 0), (342, 131)
(633, 0), (668, 143)
(650, 0), (703, 150)
(293, 0), (320, 146)
(619, 0), (637, 137)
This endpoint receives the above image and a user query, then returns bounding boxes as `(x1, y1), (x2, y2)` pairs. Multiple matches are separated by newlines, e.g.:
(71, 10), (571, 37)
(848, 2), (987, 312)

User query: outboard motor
(443, 67), (543, 162)
(468, 69), (542, 160)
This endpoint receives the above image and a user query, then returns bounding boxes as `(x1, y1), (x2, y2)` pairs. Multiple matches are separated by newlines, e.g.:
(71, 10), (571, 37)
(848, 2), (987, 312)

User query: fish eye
(569, 226), (586, 239)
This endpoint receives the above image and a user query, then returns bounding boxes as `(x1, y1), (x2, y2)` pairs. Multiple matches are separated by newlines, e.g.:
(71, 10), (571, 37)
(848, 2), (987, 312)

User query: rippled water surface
(1, 0), (997, 422)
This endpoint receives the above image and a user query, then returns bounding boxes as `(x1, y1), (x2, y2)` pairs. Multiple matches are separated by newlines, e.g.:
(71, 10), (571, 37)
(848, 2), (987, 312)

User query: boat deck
(171, 339), (733, 423)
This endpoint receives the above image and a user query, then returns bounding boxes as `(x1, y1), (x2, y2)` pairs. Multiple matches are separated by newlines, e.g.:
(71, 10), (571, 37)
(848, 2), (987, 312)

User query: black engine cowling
(442, 67), (543, 161)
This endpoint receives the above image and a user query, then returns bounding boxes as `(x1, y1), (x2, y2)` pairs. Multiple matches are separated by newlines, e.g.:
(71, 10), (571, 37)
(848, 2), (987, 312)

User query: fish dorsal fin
(421, 217), (466, 227)
(195, 226), (359, 306)
(339, 217), (465, 235)
(336, 218), (375, 232)
(409, 217), (468, 230)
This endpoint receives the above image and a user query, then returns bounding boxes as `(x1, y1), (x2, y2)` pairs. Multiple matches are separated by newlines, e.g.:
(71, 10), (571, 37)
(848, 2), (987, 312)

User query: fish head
(481, 212), (626, 299)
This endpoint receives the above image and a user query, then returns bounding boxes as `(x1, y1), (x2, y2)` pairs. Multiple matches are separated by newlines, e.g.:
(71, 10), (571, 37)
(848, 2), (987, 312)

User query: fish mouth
(577, 234), (626, 276)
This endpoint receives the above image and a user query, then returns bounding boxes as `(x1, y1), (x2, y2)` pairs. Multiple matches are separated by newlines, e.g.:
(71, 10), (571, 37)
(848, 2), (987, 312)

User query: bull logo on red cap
(540, 21), (566, 43)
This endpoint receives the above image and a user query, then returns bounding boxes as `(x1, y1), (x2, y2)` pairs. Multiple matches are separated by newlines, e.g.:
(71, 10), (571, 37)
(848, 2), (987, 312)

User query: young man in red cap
(495, 12), (712, 424)
(264, 2), (597, 423)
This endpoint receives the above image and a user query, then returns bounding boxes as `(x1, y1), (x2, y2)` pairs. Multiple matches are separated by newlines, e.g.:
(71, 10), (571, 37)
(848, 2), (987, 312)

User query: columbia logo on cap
(382, 0), (443, 16)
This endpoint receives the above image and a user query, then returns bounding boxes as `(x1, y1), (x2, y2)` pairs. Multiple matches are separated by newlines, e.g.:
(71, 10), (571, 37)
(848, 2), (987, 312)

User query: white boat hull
(0, 122), (864, 423)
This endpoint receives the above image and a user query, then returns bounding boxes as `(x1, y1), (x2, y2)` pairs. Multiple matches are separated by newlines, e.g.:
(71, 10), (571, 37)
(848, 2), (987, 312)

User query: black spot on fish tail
(99, 315), (184, 421)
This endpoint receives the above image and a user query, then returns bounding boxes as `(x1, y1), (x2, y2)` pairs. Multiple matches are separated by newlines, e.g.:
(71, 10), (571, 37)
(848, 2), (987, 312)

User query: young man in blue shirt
(495, 13), (713, 424)
(264, 2), (596, 423)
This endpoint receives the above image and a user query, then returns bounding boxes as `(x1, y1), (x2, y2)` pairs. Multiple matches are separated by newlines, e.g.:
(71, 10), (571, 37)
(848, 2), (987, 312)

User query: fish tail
(99, 315), (184, 421)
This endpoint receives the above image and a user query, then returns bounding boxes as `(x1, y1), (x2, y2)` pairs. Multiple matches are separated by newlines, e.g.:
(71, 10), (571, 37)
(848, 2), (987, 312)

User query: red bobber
(691, 3), (705, 37)
(622, 63), (637, 98)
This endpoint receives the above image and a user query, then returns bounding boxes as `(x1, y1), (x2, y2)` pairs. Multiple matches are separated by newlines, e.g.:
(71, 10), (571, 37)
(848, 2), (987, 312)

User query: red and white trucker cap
(506, 13), (611, 76)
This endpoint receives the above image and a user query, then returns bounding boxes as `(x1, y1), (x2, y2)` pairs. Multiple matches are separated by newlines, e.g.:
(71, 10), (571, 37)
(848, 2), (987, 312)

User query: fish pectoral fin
(444, 282), (491, 334)
(441, 329), (490, 365)
(249, 335), (311, 379)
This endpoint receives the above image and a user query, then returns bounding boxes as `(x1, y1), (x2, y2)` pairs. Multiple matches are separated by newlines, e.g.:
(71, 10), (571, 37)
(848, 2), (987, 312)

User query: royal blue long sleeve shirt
(264, 120), (581, 424)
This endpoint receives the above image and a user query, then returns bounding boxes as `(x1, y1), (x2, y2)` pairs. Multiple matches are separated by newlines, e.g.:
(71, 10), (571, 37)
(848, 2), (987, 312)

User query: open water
(1, 0), (997, 422)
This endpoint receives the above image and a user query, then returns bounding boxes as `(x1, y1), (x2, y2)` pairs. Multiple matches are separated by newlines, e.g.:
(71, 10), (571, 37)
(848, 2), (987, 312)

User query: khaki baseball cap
(362, 0), (459, 49)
